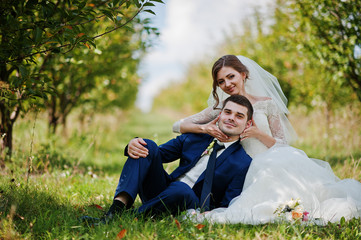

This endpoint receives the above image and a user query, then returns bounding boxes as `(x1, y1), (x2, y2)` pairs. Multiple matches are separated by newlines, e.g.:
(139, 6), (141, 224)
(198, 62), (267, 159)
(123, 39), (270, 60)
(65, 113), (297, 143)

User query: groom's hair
(223, 95), (253, 121)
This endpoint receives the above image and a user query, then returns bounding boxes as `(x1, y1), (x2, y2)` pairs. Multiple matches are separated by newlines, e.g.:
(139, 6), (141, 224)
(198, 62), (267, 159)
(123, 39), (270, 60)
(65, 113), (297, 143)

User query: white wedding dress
(176, 99), (361, 225)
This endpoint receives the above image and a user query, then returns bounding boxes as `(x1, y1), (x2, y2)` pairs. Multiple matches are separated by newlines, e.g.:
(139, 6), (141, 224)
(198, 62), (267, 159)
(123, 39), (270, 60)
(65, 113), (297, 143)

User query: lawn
(1, 108), (360, 239)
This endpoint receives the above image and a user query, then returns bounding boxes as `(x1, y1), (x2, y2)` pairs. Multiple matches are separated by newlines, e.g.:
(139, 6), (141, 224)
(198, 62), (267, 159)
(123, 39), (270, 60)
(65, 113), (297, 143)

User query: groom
(93, 95), (253, 223)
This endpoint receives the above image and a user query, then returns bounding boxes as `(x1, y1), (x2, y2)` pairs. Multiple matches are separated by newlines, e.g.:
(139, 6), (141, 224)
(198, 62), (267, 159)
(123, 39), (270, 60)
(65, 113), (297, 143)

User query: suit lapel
(195, 140), (241, 183)
(185, 137), (214, 172)
(214, 140), (241, 169)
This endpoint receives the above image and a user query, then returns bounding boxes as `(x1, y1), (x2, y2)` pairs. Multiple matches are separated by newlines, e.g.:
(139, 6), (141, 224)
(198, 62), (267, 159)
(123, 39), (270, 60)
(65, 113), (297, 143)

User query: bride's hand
(203, 115), (229, 142)
(128, 138), (149, 159)
(240, 119), (262, 140)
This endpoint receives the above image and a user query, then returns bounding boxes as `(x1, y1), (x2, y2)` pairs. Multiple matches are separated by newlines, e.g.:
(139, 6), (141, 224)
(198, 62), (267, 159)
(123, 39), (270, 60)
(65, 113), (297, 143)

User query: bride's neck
(241, 92), (257, 105)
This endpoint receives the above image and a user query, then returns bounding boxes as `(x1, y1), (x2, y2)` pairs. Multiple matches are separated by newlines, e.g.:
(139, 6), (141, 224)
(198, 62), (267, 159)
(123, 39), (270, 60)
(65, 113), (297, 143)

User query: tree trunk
(61, 113), (68, 138)
(0, 102), (17, 161)
(48, 115), (58, 135)
(48, 94), (59, 135)
(0, 61), (20, 163)
(0, 119), (14, 160)
(325, 102), (332, 152)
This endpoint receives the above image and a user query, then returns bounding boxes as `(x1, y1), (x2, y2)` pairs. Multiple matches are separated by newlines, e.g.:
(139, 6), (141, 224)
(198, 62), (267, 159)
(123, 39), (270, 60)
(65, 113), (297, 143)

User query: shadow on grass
(1, 172), (360, 239)
(325, 153), (361, 165)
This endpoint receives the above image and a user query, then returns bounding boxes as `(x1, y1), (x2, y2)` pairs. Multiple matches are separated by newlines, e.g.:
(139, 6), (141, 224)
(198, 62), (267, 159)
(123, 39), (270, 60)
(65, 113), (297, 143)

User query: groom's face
(218, 101), (251, 140)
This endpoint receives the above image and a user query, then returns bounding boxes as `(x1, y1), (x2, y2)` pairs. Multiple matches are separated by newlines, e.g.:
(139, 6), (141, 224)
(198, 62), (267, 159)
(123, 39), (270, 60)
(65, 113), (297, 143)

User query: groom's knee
(142, 139), (159, 159)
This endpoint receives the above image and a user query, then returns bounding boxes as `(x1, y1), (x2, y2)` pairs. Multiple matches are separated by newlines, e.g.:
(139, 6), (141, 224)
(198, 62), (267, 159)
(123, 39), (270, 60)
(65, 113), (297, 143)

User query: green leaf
(101, 9), (114, 21)
(143, 9), (156, 15)
(11, 76), (23, 88)
(19, 65), (29, 78)
(105, 25), (115, 32)
(123, 25), (135, 33)
(150, 0), (164, 3)
(143, 2), (155, 7)
(76, 1), (86, 10)
(34, 27), (43, 43)
(133, 0), (141, 8)
(340, 216), (346, 226)
(113, 0), (121, 6)
(88, 41), (96, 49)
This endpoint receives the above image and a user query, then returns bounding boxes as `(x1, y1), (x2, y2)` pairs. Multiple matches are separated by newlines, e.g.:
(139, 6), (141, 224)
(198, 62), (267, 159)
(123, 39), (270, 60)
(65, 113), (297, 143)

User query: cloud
(136, 0), (274, 111)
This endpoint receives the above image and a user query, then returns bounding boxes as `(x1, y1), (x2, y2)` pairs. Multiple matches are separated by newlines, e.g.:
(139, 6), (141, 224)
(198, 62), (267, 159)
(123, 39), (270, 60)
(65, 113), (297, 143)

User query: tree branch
(69, 0), (128, 27)
(94, 5), (143, 40)
(12, 0), (129, 54)
(2, 2), (145, 64)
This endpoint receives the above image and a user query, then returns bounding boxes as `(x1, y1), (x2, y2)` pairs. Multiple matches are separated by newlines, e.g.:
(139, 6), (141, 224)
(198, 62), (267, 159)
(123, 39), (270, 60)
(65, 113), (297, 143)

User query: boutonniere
(201, 140), (216, 157)
(274, 198), (309, 222)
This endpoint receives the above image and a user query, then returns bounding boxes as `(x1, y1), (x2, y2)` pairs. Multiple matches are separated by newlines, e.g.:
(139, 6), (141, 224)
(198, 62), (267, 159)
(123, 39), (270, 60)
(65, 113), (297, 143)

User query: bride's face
(216, 66), (246, 95)
(218, 101), (251, 140)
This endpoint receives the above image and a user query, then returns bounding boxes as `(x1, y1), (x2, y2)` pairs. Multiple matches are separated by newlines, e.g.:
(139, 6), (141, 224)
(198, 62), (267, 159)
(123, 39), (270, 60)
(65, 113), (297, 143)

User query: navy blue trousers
(114, 139), (200, 216)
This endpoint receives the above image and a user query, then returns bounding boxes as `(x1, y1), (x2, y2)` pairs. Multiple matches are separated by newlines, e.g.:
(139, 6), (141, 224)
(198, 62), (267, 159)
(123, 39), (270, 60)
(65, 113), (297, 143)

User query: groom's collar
(215, 139), (238, 149)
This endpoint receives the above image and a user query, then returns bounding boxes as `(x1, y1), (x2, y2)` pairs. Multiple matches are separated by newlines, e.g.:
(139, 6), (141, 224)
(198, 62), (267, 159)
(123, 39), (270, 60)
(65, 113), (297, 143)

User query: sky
(136, 0), (274, 112)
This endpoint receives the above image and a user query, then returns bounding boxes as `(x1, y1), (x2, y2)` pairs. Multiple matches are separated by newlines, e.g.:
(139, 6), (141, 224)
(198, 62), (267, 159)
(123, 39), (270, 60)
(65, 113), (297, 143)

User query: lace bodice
(242, 100), (286, 157)
(172, 99), (287, 158)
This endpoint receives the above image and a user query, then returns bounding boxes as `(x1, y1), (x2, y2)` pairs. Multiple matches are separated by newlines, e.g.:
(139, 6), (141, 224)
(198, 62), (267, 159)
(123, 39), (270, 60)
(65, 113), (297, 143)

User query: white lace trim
(172, 107), (220, 133)
(253, 100), (287, 144)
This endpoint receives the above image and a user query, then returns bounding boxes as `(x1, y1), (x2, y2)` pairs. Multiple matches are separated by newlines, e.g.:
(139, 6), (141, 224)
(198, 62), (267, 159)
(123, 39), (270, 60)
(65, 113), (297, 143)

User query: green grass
(1, 108), (361, 239)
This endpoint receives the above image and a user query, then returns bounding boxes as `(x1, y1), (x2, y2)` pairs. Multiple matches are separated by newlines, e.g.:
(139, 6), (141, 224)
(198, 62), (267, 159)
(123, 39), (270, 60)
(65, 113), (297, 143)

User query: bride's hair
(211, 55), (249, 109)
(209, 55), (298, 143)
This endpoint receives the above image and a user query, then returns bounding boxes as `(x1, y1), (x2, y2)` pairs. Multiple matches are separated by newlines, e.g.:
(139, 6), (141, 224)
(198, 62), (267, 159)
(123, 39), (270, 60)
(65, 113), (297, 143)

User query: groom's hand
(128, 138), (149, 159)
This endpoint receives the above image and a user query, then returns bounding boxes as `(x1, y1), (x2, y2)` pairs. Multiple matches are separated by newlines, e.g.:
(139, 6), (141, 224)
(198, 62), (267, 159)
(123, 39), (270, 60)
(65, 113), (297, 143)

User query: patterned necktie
(200, 141), (225, 211)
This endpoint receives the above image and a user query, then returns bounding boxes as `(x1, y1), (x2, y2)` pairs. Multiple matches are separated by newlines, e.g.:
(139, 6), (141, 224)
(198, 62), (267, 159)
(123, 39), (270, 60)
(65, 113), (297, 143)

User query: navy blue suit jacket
(156, 133), (252, 209)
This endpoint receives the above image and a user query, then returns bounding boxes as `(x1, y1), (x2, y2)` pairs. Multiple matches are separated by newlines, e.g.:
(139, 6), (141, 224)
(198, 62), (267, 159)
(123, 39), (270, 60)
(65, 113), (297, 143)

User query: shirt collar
(215, 139), (238, 149)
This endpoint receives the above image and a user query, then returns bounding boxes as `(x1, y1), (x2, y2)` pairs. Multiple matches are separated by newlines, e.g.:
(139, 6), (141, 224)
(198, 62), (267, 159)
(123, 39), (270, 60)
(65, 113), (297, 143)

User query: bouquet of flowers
(274, 198), (309, 222)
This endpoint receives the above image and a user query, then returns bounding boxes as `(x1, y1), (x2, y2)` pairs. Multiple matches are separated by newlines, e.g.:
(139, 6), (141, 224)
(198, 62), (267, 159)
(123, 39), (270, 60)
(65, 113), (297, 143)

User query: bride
(172, 55), (361, 225)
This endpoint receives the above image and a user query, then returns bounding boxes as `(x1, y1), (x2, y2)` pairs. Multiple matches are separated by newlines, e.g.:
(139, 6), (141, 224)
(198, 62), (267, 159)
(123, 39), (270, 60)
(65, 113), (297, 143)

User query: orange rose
(292, 211), (303, 220)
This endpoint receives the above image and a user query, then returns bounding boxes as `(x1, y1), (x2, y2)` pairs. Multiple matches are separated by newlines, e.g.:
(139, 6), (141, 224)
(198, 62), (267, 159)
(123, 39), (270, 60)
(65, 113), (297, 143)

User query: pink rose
(302, 211), (309, 221)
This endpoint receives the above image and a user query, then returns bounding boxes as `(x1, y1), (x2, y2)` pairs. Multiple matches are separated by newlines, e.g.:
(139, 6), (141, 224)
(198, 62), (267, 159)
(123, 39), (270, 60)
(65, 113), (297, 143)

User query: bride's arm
(241, 118), (277, 148)
(173, 107), (229, 142)
(240, 100), (286, 147)
(266, 101), (287, 144)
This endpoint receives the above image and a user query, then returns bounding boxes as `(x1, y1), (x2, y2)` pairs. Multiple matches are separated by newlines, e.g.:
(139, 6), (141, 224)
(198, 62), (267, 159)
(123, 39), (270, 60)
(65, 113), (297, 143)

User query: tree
(41, 17), (153, 134)
(0, 0), (162, 160)
(293, 0), (361, 102)
(154, 0), (358, 116)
